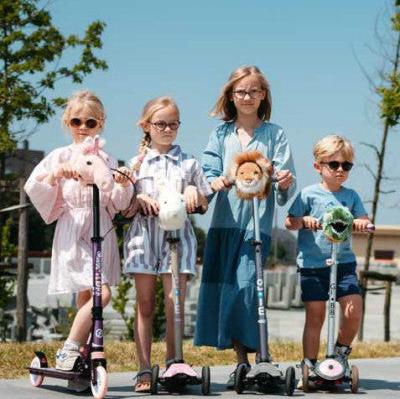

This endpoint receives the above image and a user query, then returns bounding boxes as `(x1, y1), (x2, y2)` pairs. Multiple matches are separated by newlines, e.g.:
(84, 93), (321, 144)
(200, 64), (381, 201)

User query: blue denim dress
(194, 121), (296, 350)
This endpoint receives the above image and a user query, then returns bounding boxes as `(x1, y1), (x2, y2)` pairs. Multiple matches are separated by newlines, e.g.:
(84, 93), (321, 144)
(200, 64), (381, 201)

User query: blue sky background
(27, 0), (400, 230)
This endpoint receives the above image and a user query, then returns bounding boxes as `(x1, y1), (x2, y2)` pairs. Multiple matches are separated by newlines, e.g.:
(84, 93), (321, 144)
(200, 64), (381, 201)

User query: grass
(1, 340), (400, 379)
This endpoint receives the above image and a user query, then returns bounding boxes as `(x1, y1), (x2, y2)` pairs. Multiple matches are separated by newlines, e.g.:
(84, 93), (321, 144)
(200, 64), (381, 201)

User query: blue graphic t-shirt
(288, 184), (367, 268)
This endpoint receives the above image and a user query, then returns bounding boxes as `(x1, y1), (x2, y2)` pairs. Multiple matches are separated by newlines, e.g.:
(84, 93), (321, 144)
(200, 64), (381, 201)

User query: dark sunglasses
(320, 161), (353, 171)
(150, 120), (181, 131)
(70, 118), (98, 129)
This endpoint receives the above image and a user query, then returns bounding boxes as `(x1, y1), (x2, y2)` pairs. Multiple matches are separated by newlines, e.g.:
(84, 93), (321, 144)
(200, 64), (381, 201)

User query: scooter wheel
(90, 365), (108, 399)
(151, 365), (159, 395)
(234, 363), (247, 394)
(302, 363), (310, 393)
(350, 365), (359, 393)
(29, 356), (44, 387)
(284, 366), (296, 396)
(201, 366), (211, 395)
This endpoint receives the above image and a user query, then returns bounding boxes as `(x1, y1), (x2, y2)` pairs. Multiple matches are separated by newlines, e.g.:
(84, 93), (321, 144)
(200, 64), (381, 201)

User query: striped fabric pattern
(123, 145), (212, 275)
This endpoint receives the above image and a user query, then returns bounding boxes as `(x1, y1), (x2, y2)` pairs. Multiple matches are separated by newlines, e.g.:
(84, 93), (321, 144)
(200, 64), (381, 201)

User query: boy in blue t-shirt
(285, 135), (371, 385)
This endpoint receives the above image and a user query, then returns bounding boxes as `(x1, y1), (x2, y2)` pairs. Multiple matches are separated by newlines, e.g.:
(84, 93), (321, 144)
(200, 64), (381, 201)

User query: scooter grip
(366, 223), (375, 232)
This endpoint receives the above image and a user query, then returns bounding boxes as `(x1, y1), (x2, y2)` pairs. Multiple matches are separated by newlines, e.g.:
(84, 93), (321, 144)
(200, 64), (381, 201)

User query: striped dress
(194, 121), (296, 351)
(123, 145), (212, 276)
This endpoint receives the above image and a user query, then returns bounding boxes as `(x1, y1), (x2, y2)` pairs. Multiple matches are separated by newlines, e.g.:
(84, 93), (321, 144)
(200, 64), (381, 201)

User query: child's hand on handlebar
(353, 218), (373, 232)
(184, 185), (199, 213)
(137, 194), (159, 216)
(114, 167), (134, 187)
(211, 176), (232, 192)
(275, 169), (293, 191)
(45, 163), (78, 186)
(302, 216), (321, 231)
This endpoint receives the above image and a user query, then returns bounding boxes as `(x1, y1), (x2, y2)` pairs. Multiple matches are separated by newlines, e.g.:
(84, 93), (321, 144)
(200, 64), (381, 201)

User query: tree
(358, 1), (400, 340)
(0, 0), (108, 174)
(0, 0), (108, 341)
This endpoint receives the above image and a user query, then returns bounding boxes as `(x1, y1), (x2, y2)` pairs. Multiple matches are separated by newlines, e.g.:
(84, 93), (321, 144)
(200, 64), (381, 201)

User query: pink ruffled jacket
(24, 143), (133, 294)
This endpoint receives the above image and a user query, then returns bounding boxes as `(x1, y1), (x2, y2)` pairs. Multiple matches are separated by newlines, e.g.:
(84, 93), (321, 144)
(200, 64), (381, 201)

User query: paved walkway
(2, 358), (399, 398)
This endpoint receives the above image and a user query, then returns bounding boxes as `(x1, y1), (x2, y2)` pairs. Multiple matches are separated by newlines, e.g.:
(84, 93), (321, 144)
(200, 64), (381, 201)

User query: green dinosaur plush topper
(322, 206), (354, 243)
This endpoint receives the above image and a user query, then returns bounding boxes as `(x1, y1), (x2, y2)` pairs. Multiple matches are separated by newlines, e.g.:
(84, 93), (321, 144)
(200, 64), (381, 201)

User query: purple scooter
(28, 149), (108, 399)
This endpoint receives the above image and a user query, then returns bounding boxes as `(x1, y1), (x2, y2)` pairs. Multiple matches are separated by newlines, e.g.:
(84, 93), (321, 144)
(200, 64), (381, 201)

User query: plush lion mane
(228, 150), (274, 200)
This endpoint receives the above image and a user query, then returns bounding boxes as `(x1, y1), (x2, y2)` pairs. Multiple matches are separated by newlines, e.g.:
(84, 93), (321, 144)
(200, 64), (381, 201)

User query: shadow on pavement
(360, 378), (400, 391)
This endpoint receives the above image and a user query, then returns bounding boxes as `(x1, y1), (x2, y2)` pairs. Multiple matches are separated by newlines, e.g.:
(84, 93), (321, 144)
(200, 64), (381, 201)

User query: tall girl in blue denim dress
(194, 66), (296, 383)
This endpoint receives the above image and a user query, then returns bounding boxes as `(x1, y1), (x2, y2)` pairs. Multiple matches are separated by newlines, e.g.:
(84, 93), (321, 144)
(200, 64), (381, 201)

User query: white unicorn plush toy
(156, 176), (187, 231)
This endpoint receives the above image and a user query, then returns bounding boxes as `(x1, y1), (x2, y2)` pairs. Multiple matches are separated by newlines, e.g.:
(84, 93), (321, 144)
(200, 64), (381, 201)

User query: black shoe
(226, 363), (251, 389)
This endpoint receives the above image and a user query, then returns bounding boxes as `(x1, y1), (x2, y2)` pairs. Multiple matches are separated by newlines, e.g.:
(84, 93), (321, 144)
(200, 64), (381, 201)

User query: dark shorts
(299, 263), (361, 302)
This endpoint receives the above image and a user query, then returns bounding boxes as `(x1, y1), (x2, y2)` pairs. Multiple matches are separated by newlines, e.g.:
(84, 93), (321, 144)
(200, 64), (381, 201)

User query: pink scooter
(150, 228), (210, 395)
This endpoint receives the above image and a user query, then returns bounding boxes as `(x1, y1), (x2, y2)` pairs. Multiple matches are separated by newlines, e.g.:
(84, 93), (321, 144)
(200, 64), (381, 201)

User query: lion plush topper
(228, 150), (274, 200)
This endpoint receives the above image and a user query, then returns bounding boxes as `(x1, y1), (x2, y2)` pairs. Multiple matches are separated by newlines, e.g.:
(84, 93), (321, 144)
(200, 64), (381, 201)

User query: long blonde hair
(133, 96), (180, 171)
(62, 90), (105, 131)
(211, 65), (272, 121)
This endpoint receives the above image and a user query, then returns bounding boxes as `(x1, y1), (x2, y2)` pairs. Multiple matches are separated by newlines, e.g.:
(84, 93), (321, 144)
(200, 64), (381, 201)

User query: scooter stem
(252, 197), (269, 361)
(327, 242), (338, 357)
(91, 184), (104, 352)
(169, 231), (183, 361)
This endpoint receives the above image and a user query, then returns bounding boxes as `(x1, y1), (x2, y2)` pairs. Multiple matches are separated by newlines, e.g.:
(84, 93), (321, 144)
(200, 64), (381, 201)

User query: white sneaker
(55, 348), (80, 371)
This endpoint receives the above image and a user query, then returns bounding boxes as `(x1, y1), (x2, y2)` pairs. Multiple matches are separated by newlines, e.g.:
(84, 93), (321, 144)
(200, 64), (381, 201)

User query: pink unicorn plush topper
(72, 135), (114, 192)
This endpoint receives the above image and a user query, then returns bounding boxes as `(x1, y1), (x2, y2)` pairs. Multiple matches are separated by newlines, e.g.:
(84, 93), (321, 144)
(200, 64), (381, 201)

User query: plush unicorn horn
(74, 135), (114, 192)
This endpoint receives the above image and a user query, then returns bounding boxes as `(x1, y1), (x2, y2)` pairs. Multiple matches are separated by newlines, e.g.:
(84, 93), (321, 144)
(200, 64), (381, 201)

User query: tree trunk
(16, 177), (28, 342)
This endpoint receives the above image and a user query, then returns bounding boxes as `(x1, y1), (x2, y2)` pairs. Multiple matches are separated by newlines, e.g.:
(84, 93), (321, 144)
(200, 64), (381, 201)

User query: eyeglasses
(150, 120), (181, 131)
(320, 161), (353, 171)
(232, 89), (264, 99)
(70, 118), (99, 129)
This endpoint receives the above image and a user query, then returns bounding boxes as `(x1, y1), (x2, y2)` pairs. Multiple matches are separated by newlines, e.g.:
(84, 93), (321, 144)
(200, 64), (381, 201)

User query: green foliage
(0, 217), (16, 341)
(377, 5), (400, 126)
(189, 215), (206, 263)
(111, 275), (135, 340)
(53, 306), (77, 339)
(0, 216), (16, 259)
(0, 0), (108, 154)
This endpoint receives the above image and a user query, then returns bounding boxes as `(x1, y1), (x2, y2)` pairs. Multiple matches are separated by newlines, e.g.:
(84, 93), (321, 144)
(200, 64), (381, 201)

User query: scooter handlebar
(303, 222), (375, 233)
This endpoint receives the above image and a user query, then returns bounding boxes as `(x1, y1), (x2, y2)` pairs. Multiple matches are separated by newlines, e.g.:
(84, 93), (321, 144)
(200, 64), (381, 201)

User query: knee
(305, 311), (325, 329)
(137, 297), (155, 319)
(101, 285), (112, 306)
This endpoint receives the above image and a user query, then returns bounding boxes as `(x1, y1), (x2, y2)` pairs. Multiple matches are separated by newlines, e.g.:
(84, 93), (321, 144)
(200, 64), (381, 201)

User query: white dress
(24, 143), (133, 295)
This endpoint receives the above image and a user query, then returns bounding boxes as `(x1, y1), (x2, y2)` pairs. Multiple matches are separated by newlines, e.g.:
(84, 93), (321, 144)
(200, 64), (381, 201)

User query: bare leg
(67, 284), (111, 344)
(233, 339), (250, 364)
(134, 274), (157, 370)
(337, 294), (362, 346)
(162, 273), (188, 362)
(303, 301), (326, 360)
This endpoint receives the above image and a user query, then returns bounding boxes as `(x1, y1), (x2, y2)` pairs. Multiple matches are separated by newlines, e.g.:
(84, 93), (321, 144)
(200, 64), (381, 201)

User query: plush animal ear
(255, 156), (273, 177)
(81, 135), (106, 155)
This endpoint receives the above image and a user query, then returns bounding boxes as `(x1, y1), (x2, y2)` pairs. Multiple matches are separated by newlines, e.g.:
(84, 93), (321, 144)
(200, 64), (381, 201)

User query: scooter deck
(28, 366), (89, 382)
(243, 362), (285, 392)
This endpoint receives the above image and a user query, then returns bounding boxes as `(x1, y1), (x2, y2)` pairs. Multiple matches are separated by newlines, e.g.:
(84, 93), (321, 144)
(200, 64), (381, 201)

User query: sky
(26, 0), (400, 230)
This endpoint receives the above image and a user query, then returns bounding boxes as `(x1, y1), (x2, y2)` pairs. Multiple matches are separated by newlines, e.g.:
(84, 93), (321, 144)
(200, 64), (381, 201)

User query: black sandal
(134, 369), (152, 393)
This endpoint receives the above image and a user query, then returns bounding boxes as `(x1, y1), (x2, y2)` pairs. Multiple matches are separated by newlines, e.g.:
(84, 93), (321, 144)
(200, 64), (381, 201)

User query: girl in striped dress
(123, 96), (212, 392)
(194, 66), (297, 387)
